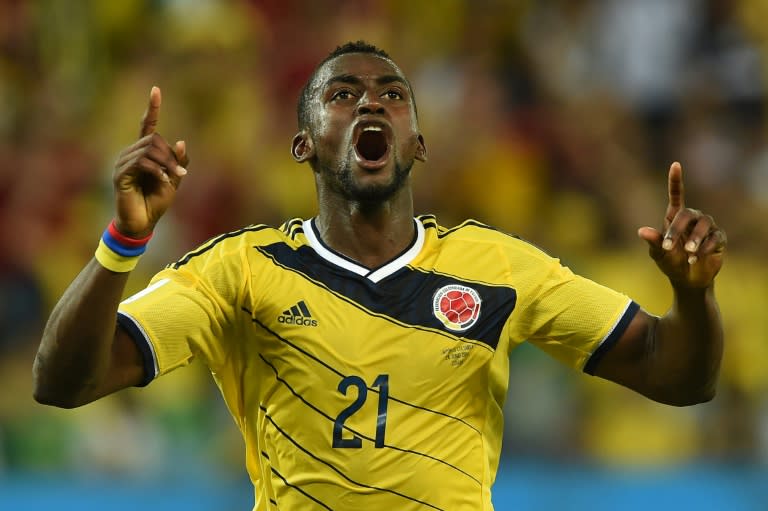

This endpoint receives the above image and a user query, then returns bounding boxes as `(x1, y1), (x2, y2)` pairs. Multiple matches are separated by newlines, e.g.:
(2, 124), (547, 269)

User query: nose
(357, 94), (385, 116)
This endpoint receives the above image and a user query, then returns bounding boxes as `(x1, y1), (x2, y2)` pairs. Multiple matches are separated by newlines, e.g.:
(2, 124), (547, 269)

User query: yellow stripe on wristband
(94, 239), (141, 272)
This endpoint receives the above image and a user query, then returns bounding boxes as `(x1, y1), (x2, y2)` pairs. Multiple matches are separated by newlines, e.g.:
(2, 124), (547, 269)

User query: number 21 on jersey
(333, 374), (389, 448)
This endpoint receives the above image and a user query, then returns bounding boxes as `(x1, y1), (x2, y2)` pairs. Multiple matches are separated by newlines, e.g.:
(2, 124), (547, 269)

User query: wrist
(671, 283), (717, 313)
(94, 220), (154, 272)
(670, 280), (714, 296)
(113, 219), (154, 240)
(107, 220), (153, 251)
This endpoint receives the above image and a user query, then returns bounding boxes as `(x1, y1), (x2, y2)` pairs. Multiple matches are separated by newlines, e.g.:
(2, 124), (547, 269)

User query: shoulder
(169, 218), (306, 270)
(419, 215), (552, 259)
(420, 215), (520, 242)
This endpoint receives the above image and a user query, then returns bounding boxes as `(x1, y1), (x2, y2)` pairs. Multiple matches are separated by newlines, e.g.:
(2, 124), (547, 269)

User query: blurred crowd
(1, 0), (767, 482)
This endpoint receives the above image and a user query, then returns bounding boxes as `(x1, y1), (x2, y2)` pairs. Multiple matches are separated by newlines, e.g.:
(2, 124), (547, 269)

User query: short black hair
(296, 41), (413, 130)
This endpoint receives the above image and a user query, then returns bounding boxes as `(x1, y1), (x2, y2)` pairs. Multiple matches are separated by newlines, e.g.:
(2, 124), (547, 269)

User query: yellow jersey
(117, 215), (638, 510)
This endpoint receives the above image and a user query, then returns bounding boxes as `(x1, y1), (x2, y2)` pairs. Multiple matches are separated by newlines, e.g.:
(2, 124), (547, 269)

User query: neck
(314, 187), (415, 269)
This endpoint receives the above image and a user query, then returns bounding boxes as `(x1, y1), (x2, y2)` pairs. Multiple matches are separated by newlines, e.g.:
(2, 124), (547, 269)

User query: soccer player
(33, 41), (726, 510)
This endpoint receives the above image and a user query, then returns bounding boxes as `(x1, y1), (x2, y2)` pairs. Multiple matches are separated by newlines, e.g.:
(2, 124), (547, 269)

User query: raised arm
(592, 162), (726, 406)
(33, 87), (189, 408)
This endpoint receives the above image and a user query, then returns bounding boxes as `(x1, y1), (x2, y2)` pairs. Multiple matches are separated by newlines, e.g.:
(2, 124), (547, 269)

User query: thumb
(638, 226), (664, 260)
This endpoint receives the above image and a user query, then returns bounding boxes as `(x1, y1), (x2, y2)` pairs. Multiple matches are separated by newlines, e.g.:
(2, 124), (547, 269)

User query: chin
(344, 182), (400, 203)
(343, 163), (412, 202)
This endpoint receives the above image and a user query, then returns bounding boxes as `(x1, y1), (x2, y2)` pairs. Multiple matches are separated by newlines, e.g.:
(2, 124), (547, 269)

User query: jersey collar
(302, 218), (425, 283)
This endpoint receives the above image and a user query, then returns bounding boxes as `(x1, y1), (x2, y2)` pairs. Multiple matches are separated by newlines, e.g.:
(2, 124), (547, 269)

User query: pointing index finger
(140, 86), (161, 138)
(665, 161), (685, 224)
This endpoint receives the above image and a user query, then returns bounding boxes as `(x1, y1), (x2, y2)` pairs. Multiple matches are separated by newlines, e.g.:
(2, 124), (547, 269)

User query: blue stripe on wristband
(102, 228), (148, 257)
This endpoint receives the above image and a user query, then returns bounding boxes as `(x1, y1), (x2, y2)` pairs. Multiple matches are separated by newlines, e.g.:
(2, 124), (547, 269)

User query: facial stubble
(328, 155), (414, 204)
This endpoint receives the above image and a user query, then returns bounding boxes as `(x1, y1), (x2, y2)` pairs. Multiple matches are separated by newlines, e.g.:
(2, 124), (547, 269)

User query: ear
(415, 134), (427, 162)
(291, 130), (315, 163)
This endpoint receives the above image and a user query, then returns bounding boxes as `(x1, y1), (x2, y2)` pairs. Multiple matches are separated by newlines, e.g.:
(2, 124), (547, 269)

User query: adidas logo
(278, 300), (318, 327)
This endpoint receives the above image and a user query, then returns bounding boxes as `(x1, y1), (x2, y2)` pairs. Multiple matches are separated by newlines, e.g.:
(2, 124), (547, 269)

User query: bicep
(86, 325), (147, 401)
(591, 308), (657, 393)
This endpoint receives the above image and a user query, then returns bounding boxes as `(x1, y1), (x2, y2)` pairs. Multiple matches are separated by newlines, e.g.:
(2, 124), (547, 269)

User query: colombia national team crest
(432, 284), (482, 332)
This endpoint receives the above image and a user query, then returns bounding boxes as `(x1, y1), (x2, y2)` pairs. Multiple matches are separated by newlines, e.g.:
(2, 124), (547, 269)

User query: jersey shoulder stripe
(426, 217), (556, 258)
(421, 218), (517, 240)
(280, 218), (305, 240)
(171, 224), (273, 269)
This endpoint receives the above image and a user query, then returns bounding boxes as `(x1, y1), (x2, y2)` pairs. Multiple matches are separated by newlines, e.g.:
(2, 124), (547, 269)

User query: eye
(331, 89), (354, 101)
(383, 90), (403, 100)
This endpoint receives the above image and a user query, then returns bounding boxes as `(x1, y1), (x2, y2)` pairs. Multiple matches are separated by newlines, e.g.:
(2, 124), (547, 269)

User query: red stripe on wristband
(107, 220), (153, 248)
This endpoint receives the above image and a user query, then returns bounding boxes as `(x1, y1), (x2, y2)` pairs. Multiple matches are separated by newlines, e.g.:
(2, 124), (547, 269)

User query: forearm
(651, 284), (723, 404)
(33, 87), (188, 407)
(33, 258), (129, 407)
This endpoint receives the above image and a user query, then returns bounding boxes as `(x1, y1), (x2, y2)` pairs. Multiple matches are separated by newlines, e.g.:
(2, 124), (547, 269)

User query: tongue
(356, 131), (388, 161)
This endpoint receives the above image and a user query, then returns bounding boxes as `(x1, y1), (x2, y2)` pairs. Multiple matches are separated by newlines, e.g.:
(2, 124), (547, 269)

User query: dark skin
(33, 87), (188, 407)
(33, 53), (726, 409)
(292, 54), (427, 268)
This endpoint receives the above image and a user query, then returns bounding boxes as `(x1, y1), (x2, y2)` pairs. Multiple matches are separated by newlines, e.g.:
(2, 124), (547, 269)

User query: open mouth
(354, 123), (391, 167)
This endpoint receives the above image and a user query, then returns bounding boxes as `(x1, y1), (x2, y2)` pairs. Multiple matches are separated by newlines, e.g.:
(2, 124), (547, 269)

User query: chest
(245, 261), (515, 392)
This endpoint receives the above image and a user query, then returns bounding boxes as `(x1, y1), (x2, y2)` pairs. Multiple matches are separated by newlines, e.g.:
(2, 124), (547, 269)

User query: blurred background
(1, 0), (767, 509)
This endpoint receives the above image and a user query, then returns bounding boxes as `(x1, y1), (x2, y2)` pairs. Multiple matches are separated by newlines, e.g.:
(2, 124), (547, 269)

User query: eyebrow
(324, 74), (409, 90)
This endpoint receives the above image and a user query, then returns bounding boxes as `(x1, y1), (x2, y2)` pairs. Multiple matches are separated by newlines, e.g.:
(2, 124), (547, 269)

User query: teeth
(362, 126), (382, 132)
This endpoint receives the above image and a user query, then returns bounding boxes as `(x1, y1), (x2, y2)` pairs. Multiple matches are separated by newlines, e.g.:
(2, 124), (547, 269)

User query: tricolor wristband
(94, 220), (153, 272)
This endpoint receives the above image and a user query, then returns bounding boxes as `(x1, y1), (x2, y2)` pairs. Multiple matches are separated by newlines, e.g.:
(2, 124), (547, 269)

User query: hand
(637, 162), (726, 288)
(112, 86), (189, 237)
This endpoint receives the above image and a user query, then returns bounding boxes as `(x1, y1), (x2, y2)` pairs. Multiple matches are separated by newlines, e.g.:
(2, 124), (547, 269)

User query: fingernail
(688, 255), (698, 265)
(176, 166), (187, 176)
(662, 239), (673, 250)
(685, 240), (697, 252)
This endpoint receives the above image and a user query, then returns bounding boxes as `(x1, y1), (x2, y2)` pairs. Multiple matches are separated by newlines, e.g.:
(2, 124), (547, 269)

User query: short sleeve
(117, 238), (246, 386)
(509, 253), (639, 372)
